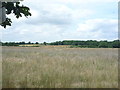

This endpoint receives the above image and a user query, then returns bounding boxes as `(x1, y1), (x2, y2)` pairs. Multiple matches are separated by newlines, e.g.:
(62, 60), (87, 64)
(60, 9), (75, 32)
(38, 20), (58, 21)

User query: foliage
(35, 42), (39, 44)
(49, 40), (120, 48)
(1, 40), (120, 48)
(43, 42), (47, 45)
(98, 41), (108, 48)
(1, 2), (31, 28)
(112, 40), (120, 48)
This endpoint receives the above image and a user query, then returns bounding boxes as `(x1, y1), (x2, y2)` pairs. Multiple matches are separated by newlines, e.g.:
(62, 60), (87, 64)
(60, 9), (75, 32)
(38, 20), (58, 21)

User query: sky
(0, 0), (118, 43)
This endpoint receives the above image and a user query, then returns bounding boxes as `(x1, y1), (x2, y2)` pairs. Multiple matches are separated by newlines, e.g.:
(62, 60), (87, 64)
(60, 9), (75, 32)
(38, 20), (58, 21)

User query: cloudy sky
(0, 0), (118, 43)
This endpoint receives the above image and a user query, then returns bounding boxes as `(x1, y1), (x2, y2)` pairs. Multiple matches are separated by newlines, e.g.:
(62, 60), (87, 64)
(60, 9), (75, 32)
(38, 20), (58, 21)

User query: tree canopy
(1, 2), (31, 28)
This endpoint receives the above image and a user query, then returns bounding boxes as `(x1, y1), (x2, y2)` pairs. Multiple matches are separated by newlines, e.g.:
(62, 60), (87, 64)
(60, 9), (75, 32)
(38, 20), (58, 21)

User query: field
(2, 46), (118, 88)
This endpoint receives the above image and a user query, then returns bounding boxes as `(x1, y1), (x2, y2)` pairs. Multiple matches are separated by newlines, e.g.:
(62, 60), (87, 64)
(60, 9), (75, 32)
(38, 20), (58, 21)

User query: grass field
(2, 46), (118, 88)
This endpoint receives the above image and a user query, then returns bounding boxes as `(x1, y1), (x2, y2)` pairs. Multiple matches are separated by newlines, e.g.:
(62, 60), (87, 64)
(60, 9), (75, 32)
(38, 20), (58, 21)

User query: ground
(2, 46), (118, 88)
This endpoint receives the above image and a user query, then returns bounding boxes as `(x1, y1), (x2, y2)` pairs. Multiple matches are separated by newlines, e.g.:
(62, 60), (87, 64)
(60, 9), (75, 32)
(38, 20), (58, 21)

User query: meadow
(2, 46), (118, 88)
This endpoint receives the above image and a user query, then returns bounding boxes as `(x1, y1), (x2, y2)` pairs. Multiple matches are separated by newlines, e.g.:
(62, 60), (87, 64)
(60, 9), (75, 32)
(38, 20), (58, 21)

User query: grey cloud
(25, 9), (73, 25)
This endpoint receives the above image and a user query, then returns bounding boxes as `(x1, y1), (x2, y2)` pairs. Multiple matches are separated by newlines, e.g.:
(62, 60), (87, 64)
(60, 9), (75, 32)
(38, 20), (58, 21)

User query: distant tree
(43, 42), (47, 45)
(112, 40), (120, 48)
(0, 40), (2, 46)
(19, 41), (25, 44)
(28, 41), (31, 44)
(1, 40), (120, 48)
(98, 41), (108, 48)
(35, 42), (39, 44)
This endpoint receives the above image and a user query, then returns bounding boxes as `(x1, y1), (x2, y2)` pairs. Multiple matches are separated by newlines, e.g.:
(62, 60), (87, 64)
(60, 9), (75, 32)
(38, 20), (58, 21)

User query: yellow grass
(2, 46), (118, 88)
(19, 44), (40, 47)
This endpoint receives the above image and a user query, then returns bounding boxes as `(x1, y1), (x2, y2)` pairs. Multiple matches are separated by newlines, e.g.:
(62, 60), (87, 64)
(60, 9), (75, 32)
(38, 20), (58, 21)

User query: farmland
(2, 46), (118, 88)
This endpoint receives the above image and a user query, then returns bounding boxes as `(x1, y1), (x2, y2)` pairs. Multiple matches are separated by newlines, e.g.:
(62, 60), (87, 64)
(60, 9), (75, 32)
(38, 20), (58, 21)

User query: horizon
(1, 39), (119, 43)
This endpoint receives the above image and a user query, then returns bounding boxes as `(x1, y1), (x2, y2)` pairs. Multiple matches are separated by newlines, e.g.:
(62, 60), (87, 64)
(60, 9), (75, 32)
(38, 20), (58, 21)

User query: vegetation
(2, 47), (118, 88)
(49, 40), (120, 48)
(1, 41), (39, 47)
(1, 2), (31, 28)
(1, 40), (120, 48)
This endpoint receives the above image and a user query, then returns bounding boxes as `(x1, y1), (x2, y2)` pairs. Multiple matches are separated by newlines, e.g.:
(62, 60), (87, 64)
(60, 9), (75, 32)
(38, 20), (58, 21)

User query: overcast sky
(0, 0), (118, 43)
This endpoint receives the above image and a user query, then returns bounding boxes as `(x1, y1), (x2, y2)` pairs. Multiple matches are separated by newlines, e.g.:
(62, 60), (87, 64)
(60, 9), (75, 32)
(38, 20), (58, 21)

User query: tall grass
(0, 46), (2, 89)
(2, 46), (118, 88)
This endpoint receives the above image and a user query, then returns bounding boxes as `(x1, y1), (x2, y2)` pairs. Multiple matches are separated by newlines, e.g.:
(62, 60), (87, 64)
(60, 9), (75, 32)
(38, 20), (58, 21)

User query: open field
(2, 46), (118, 88)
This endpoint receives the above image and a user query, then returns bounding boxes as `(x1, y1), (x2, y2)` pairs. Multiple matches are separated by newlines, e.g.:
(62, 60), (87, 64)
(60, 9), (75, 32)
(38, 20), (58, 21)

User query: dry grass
(2, 46), (118, 88)
(0, 46), (2, 89)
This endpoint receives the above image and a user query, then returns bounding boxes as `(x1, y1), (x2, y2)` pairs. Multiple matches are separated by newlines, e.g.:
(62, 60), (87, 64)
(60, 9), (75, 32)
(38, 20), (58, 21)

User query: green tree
(35, 42), (39, 44)
(112, 40), (120, 48)
(43, 42), (47, 45)
(98, 41), (108, 48)
(28, 41), (31, 44)
(1, 2), (31, 28)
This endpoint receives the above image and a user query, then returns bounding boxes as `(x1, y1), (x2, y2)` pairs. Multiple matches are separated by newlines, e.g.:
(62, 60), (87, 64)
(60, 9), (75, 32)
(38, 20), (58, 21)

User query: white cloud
(23, 3), (94, 25)
(1, 0), (118, 42)
(75, 19), (118, 40)
(77, 19), (117, 32)
(22, 0), (118, 4)
(1, 18), (118, 42)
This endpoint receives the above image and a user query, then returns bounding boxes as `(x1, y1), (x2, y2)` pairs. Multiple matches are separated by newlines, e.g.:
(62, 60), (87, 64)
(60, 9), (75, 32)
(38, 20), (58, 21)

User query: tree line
(1, 41), (39, 46)
(49, 40), (120, 48)
(0, 40), (120, 48)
